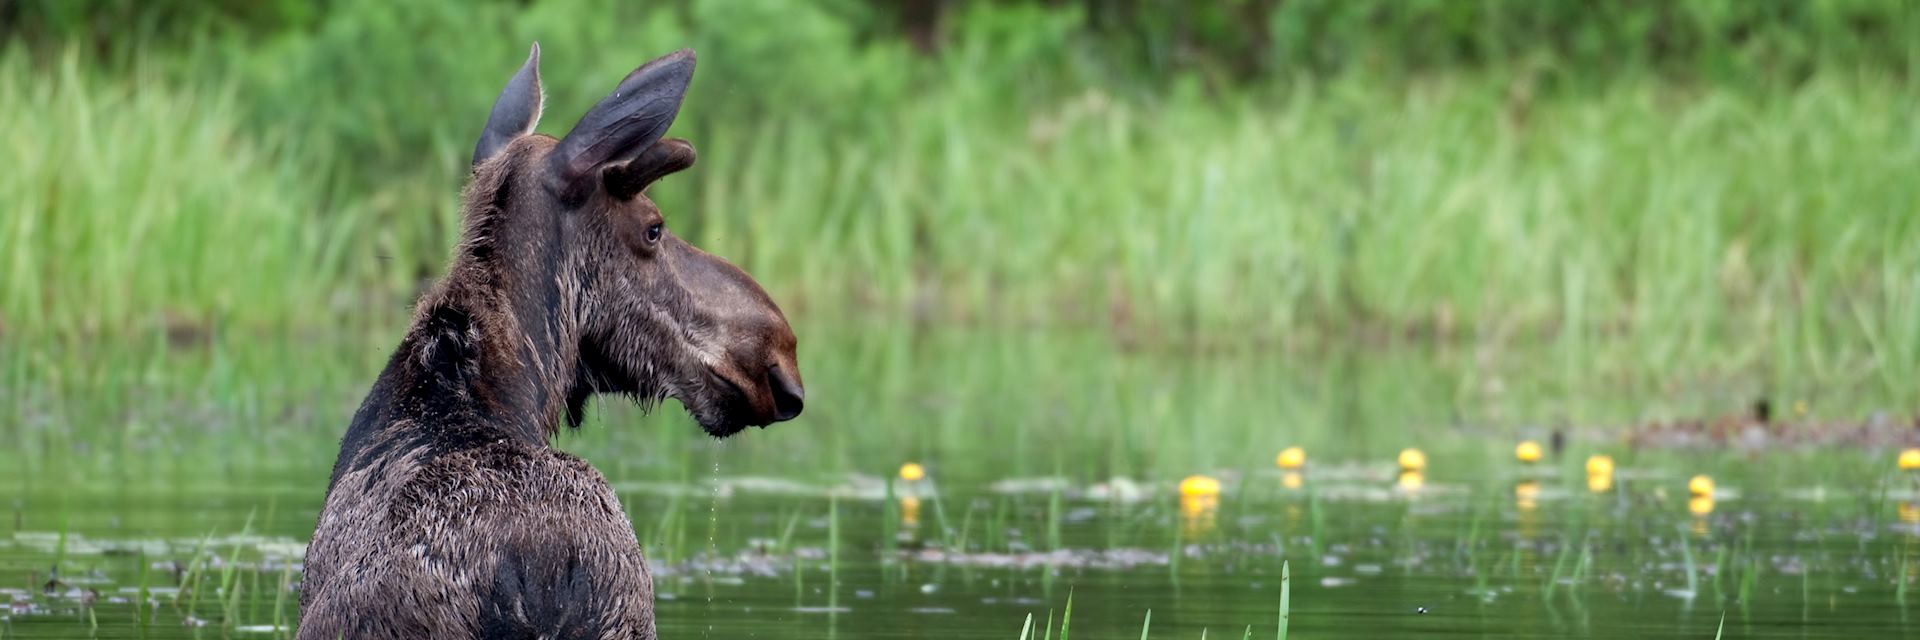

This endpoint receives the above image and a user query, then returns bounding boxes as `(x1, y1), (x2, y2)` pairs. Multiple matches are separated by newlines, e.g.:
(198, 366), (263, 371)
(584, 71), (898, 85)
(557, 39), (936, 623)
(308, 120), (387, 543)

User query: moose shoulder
(298, 44), (803, 640)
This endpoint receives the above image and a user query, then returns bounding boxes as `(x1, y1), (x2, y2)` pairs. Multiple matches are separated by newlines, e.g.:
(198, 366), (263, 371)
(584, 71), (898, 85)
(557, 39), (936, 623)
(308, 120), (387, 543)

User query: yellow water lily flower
(1277, 446), (1306, 469)
(1398, 448), (1427, 471)
(1179, 474), (1222, 497)
(1899, 448), (1920, 471)
(1688, 475), (1714, 497)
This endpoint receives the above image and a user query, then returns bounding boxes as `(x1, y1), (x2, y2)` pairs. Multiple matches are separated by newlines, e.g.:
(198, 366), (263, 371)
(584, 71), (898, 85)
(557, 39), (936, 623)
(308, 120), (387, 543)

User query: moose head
(465, 44), (803, 437)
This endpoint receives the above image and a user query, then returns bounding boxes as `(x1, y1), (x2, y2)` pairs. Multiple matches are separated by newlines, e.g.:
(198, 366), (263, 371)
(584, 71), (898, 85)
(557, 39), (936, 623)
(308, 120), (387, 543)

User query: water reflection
(1586, 455), (1615, 493)
(1689, 496), (1714, 536)
(1397, 470), (1425, 492)
(1515, 480), (1541, 511)
(899, 495), (921, 528)
(9, 325), (1917, 638)
(6, 471), (1918, 638)
(1180, 493), (1219, 539)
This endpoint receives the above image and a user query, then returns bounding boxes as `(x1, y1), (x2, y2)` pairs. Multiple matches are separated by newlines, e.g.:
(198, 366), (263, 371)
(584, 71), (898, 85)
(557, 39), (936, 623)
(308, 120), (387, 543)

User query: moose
(298, 44), (804, 639)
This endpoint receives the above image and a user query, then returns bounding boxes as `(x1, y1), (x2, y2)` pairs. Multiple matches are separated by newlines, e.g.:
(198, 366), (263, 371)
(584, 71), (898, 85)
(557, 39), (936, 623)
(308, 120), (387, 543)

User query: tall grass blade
(1061, 589), (1073, 640)
(1278, 560), (1291, 640)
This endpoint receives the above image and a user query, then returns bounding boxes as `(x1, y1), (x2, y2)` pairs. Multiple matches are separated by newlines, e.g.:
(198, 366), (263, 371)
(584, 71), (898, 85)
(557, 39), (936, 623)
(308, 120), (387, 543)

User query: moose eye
(645, 223), (664, 244)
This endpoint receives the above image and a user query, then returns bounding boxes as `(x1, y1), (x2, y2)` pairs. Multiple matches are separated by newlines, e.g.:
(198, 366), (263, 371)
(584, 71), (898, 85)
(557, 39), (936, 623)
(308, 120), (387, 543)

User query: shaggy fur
(300, 47), (801, 639)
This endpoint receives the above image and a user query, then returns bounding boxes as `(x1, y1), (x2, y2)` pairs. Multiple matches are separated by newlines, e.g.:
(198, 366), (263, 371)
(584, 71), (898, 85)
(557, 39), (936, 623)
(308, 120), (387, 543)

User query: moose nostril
(768, 365), (804, 422)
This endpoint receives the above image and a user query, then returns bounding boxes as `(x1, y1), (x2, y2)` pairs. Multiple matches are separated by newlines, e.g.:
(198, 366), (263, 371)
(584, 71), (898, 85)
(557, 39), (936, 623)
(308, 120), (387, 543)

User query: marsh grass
(135, 551), (151, 636)
(216, 510), (255, 630)
(828, 492), (841, 611)
(1278, 561), (1291, 640)
(0, 49), (369, 341)
(5, 13), (1920, 409)
(1016, 566), (1288, 639)
(273, 559), (294, 639)
(4, 6), (1920, 499)
(52, 508), (69, 579)
(1061, 590), (1073, 640)
(0, 476), (1908, 639)
(1900, 547), (1911, 606)
(929, 488), (960, 551)
(1682, 526), (1702, 598)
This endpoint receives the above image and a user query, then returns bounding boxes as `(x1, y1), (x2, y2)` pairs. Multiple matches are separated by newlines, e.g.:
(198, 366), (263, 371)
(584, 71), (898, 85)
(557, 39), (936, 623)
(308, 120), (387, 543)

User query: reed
(1278, 561), (1291, 640)
(4, 3), (1918, 410)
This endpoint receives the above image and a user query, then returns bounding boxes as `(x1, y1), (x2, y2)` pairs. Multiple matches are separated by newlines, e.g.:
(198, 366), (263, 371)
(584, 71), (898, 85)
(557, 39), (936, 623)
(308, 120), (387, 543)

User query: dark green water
(3, 322), (1916, 637)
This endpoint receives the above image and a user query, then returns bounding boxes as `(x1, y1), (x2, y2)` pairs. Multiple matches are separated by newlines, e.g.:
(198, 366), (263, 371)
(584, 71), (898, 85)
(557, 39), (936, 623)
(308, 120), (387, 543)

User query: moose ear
(472, 43), (544, 168)
(604, 138), (697, 200)
(548, 49), (695, 196)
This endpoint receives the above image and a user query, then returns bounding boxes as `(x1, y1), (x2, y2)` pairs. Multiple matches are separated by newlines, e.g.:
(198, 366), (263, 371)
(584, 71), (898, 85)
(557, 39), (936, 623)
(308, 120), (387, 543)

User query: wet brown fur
(298, 141), (642, 640)
(300, 47), (801, 639)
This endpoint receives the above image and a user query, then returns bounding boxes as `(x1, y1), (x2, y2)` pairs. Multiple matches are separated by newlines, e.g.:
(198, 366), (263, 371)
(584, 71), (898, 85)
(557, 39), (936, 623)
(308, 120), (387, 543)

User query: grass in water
(1681, 526), (1701, 598)
(274, 558), (294, 639)
(1061, 590), (1073, 640)
(828, 492), (841, 611)
(1900, 546), (1910, 606)
(1279, 560), (1291, 640)
(1016, 563), (1287, 639)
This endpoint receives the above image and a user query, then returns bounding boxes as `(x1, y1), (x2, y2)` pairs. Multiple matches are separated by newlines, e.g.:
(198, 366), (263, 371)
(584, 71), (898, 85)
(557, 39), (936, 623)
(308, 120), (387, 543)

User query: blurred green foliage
(9, 0), (1914, 81)
(2, 0), (1917, 399)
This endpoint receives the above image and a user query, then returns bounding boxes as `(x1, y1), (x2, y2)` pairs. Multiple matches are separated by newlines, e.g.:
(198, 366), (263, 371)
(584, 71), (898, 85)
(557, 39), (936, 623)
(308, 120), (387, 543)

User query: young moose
(299, 45), (804, 639)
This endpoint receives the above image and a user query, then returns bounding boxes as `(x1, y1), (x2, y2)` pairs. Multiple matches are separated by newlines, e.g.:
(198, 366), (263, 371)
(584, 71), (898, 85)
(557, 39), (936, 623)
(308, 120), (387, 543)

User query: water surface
(3, 323), (1913, 637)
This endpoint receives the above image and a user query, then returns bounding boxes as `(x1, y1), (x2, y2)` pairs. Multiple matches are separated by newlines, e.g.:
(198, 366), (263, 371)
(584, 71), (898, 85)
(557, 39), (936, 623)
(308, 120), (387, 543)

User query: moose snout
(768, 363), (804, 422)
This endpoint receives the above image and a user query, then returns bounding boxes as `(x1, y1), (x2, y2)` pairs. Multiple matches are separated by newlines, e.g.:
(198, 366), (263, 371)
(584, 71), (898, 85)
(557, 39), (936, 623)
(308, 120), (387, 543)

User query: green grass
(1015, 567), (1288, 639)
(1279, 561), (1291, 640)
(1061, 590), (1073, 640)
(0, 0), (1916, 523)
(1682, 525), (1702, 598)
(2, 16), (1918, 517)
(829, 492), (842, 610)
(4, 4), (1919, 404)
(696, 62), (1920, 390)
(6, 55), (1919, 491)
(0, 48), (371, 342)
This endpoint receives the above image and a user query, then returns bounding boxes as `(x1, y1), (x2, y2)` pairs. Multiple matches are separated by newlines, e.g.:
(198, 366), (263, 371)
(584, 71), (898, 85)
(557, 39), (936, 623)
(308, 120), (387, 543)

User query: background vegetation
(4, 7), (1918, 636)
(4, 0), (1918, 405)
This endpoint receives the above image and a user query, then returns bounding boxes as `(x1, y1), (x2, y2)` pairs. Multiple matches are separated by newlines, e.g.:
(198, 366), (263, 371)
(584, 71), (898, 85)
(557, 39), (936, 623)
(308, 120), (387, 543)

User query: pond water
(3, 322), (1917, 638)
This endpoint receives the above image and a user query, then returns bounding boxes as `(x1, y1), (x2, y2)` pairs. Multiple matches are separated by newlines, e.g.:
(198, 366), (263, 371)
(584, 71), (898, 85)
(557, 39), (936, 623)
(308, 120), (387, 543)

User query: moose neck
(339, 184), (583, 486)
(414, 200), (583, 445)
